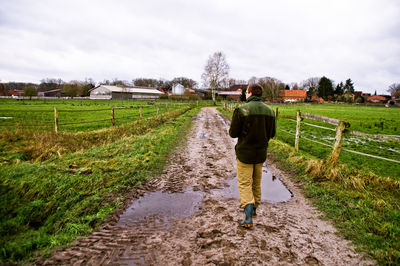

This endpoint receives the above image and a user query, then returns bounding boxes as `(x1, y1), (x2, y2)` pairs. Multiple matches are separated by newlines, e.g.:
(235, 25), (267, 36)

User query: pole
(111, 106), (115, 126)
(139, 106), (142, 120)
(328, 121), (347, 166)
(54, 107), (58, 133)
(295, 110), (301, 152)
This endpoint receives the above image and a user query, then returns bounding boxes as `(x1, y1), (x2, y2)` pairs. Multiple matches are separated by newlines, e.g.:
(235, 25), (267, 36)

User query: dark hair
(247, 84), (263, 97)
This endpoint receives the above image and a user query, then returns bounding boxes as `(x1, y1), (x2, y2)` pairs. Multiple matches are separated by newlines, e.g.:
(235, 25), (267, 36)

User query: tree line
(0, 77), (198, 98)
(201, 51), (399, 103)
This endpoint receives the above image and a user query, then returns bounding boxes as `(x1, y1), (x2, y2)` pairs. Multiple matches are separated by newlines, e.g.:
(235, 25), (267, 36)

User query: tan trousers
(236, 159), (263, 209)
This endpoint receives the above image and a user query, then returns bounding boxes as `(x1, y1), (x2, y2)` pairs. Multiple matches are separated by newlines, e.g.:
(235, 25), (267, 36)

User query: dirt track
(40, 107), (373, 265)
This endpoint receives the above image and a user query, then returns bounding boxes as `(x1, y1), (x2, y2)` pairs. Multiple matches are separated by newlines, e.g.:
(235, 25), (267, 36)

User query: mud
(40, 107), (374, 265)
(211, 169), (292, 204)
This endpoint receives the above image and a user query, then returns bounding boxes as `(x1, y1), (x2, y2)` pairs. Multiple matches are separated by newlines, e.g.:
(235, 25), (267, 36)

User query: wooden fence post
(295, 110), (301, 152)
(328, 121), (346, 166)
(54, 107), (58, 133)
(111, 106), (115, 126)
(166, 103), (168, 112)
(156, 105), (159, 115)
(139, 106), (142, 120)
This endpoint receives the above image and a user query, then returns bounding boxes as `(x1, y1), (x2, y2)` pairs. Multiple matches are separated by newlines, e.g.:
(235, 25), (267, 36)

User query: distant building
(367, 95), (391, 103)
(9, 90), (24, 97)
(278, 90), (307, 102)
(89, 85), (164, 100)
(38, 89), (62, 97)
(172, 84), (185, 95)
(184, 88), (196, 95)
(217, 85), (245, 100)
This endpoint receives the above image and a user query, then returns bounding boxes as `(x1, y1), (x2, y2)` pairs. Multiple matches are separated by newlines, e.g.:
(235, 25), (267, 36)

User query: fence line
(277, 128), (400, 163)
(59, 118), (111, 126)
(286, 118), (337, 131)
(222, 104), (399, 165)
(0, 103), (189, 132)
(273, 108), (400, 164)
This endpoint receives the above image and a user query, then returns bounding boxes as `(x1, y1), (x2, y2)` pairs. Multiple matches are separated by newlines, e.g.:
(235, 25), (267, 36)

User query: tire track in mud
(40, 107), (374, 265)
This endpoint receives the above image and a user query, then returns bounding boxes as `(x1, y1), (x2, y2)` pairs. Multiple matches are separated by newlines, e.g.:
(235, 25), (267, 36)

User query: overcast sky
(0, 0), (399, 94)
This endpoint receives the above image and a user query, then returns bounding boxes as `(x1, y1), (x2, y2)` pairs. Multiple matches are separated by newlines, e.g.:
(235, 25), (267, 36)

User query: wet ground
(40, 107), (374, 265)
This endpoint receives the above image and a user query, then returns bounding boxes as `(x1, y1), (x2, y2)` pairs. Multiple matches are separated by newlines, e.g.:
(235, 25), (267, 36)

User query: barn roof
(93, 85), (163, 94)
(279, 90), (307, 97)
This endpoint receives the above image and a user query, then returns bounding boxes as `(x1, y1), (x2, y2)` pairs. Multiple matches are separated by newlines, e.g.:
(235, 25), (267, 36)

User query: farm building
(278, 90), (307, 102)
(90, 85), (164, 100)
(367, 95), (391, 103)
(9, 90), (25, 97)
(217, 90), (242, 100)
(217, 85), (245, 100)
(38, 89), (62, 97)
(172, 84), (184, 95)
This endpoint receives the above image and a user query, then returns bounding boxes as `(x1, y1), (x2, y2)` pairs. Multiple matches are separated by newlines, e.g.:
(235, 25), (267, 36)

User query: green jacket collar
(246, 95), (262, 103)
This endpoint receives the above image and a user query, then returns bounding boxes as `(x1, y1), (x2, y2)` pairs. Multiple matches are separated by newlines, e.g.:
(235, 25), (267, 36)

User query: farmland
(1, 99), (400, 264)
(0, 98), (200, 132)
(0, 99), (201, 263)
(220, 103), (400, 264)
(270, 103), (400, 179)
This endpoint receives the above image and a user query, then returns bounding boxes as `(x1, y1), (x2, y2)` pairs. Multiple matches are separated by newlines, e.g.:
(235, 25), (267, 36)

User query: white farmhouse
(90, 85), (164, 100)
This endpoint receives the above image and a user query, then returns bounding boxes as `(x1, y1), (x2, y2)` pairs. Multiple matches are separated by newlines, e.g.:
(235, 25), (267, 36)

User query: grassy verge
(218, 107), (400, 265)
(0, 106), (200, 264)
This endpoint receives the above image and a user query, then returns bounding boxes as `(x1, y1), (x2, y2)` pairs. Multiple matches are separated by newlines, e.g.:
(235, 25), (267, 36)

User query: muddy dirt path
(40, 107), (373, 265)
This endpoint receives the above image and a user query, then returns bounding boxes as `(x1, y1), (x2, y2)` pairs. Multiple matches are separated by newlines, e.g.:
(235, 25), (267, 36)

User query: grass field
(267, 103), (400, 179)
(219, 105), (400, 264)
(0, 103), (200, 263)
(0, 98), (202, 132)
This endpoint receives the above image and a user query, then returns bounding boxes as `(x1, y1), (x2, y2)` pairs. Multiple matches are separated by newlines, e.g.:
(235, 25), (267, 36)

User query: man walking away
(229, 84), (276, 228)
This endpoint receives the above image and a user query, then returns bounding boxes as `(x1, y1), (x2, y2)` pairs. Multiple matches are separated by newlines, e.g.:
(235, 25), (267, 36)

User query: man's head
(246, 84), (263, 99)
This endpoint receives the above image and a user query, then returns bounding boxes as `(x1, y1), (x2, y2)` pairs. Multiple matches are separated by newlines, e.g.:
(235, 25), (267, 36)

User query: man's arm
(271, 116), (276, 139)
(229, 108), (242, 138)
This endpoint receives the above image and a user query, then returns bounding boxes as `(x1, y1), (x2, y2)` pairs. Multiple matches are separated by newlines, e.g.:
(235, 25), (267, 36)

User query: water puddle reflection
(117, 189), (203, 226)
(117, 168), (292, 226)
(197, 132), (208, 139)
(212, 168), (292, 203)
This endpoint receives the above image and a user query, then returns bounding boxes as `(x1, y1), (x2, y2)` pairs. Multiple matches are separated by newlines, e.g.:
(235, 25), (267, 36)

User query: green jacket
(229, 96), (276, 164)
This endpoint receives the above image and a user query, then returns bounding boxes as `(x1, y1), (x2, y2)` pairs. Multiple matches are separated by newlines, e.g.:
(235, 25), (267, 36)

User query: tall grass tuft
(1, 108), (191, 163)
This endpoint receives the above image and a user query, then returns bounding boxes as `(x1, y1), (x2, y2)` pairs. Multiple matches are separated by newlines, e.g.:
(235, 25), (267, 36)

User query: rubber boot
(240, 204), (253, 228)
(252, 207), (257, 218)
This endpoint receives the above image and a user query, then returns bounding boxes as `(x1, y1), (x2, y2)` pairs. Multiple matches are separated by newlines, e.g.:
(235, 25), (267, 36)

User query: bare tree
(258, 77), (285, 101)
(301, 77), (321, 98)
(248, 76), (257, 85)
(388, 83), (400, 98)
(201, 51), (230, 104)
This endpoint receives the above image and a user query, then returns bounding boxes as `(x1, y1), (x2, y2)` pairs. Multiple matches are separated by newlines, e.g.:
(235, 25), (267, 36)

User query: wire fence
(0, 102), (194, 132)
(222, 102), (400, 165)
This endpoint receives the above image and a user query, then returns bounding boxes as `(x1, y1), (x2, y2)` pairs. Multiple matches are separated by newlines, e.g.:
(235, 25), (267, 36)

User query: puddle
(117, 189), (203, 227)
(197, 132), (208, 139)
(212, 167), (292, 203)
(117, 168), (291, 227)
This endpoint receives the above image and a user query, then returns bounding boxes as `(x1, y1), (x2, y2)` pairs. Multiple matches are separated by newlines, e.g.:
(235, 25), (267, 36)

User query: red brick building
(367, 95), (391, 103)
(278, 90), (307, 102)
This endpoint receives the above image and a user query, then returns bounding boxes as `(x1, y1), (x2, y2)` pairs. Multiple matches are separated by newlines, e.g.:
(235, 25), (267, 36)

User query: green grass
(218, 106), (400, 265)
(270, 104), (400, 179)
(270, 103), (400, 135)
(0, 98), (201, 132)
(267, 140), (400, 265)
(0, 106), (200, 263)
(222, 102), (400, 178)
